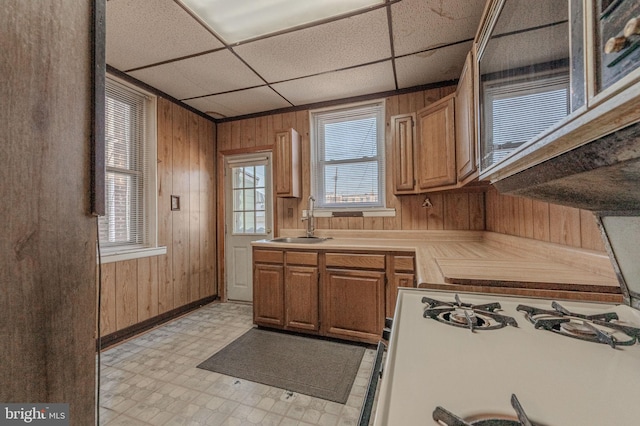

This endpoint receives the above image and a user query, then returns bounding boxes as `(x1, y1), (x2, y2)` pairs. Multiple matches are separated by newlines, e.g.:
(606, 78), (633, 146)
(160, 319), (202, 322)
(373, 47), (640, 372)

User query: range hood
(493, 121), (640, 212)
(492, 122), (640, 308)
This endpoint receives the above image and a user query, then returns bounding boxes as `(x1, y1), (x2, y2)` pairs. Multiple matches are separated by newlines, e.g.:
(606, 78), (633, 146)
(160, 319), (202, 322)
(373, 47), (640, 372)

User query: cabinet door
(416, 94), (457, 190)
(391, 113), (417, 194)
(285, 265), (319, 332)
(253, 263), (284, 327)
(323, 269), (385, 343)
(275, 128), (301, 198)
(455, 52), (477, 183)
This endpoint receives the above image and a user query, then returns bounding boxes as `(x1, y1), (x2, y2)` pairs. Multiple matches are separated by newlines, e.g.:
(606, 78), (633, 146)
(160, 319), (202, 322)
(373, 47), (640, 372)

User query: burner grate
(433, 394), (537, 426)
(422, 294), (517, 331)
(517, 301), (640, 348)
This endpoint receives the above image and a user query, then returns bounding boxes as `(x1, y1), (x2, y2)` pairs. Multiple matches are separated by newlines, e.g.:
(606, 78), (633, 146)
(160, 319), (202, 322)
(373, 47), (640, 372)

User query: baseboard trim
(97, 295), (218, 351)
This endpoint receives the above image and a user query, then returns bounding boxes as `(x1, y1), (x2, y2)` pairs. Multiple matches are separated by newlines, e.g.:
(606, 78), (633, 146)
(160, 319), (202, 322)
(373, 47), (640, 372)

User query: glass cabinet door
(478, 0), (581, 172)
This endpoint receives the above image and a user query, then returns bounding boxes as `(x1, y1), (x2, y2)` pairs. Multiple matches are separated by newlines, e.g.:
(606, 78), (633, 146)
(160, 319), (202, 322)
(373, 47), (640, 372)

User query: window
(99, 77), (162, 261)
(482, 73), (569, 169)
(231, 163), (267, 234)
(310, 101), (386, 210)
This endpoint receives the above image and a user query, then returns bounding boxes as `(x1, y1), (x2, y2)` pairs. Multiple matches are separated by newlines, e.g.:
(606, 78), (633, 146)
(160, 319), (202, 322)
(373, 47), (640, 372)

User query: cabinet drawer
(253, 249), (284, 264)
(286, 251), (318, 266)
(394, 255), (415, 272)
(325, 253), (385, 270)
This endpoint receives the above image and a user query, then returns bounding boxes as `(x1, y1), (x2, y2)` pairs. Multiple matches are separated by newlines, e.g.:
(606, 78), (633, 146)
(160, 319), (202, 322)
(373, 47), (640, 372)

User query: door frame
(217, 148), (276, 302)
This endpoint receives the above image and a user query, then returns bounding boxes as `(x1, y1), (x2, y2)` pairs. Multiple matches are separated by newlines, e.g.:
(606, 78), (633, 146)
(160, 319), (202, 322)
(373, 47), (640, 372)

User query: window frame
(309, 100), (392, 214)
(99, 75), (164, 263)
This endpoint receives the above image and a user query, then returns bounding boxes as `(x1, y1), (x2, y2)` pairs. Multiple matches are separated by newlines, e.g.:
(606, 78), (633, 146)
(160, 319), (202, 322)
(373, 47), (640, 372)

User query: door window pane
(231, 165), (266, 234)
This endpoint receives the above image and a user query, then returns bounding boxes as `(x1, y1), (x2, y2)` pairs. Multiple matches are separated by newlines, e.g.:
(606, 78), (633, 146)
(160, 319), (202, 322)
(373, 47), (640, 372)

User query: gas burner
(422, 294), (518, 331)
(433, 394), (540, 426)
(517, 301), (640, 348)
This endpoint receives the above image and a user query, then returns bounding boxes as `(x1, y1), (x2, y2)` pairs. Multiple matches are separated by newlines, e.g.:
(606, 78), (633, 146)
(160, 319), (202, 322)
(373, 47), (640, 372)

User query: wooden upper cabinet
(416, 94), (457, 190)
(275, 128), (301, 198)
(455, 52), (477, 184)
(391, 113), (416, 194)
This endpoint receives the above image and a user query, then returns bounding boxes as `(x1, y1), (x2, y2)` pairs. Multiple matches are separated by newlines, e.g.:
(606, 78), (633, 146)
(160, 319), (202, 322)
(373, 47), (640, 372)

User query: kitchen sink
(269, 236), (328, 244)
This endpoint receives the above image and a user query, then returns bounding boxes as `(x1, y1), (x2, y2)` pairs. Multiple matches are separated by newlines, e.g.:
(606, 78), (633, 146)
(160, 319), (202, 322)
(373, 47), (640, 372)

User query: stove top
(517, 301), (640, 348)
(433, 394), (537, 426)
(422, 293), (518, 331)
(373, 289), (640, 426)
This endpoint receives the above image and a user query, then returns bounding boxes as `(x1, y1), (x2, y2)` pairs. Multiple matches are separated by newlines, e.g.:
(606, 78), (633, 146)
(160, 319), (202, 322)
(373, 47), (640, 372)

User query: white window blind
(99, 79), (148, 249)
(483, 74), (569, 167)
(311, 102), (385, 209)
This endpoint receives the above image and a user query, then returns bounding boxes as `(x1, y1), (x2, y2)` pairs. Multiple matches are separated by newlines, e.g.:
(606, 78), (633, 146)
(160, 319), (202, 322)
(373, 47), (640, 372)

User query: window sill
(308, 208), (396, 218)
(99, 246), (167, 264)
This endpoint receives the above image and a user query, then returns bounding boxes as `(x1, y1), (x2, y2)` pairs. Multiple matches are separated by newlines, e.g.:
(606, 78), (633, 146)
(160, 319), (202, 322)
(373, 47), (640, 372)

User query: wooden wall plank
(521, 198), (535, 239)
(116, 260), (138, 329)
(189, 113), (201, 303)
(444, 193), (470, 230)
(200, 116), (216, 298)
(157, 98), (174, 314)
(100, 262), (117, 336)
(469, 193), (485, 230)
(580, 210), (605, 252)
(241, 118), (256, 149)
(137, 256), (158, 322)
(172, 103), (191, 308)
(549, 204), (581, 248)
(532, 200), (551, 242)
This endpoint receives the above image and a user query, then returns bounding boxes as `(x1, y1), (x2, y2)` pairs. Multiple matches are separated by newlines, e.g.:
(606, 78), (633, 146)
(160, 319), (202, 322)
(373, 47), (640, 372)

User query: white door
(225, 153), (273, 302)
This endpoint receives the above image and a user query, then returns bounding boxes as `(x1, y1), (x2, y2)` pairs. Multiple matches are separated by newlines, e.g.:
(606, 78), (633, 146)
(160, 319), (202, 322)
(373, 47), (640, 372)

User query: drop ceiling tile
(271, 61), (395, 106)
(106, 0), (224, 71)
(395, 41), (473, 88)
(233, 8), (391, 83)
(391, 0), (485, 56)
(127, 50), (265, 100)
(184, 86), (291, 118)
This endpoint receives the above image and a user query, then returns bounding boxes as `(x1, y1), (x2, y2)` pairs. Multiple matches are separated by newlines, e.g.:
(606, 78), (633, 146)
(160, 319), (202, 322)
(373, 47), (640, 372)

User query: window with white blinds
(482, 74), (569, 168)
(99, 79), (150, 249)
(310, 101), (385, 209)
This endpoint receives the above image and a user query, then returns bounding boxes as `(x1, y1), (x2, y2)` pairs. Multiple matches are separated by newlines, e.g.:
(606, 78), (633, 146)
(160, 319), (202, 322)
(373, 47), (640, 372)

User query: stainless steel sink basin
(270, 236), (328, 244)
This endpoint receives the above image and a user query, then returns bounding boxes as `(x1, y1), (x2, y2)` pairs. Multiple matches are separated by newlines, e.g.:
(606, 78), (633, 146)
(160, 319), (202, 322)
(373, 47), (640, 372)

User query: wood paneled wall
(99, 98), (217, 336)
(217, 85), (485, 233)
(2, 2), (96, 422)
(217, 85), (606, 254)
(485, 187), (606, 252)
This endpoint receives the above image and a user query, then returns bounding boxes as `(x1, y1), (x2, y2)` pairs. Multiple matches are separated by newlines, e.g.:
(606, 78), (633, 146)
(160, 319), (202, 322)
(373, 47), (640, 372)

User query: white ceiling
(106, 0), (487, 120)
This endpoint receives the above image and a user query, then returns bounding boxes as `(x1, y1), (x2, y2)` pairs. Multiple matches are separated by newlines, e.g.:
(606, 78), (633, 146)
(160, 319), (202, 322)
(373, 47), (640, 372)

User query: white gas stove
(373, 288), (640, 425)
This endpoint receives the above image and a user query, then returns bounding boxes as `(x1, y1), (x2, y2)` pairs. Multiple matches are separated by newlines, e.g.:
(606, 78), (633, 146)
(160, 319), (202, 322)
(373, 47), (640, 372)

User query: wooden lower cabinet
(323, 269), (385, 343)
(253, 247), (414, 344)
(285, 265), (319, 332)
(253, 262), (285, 327)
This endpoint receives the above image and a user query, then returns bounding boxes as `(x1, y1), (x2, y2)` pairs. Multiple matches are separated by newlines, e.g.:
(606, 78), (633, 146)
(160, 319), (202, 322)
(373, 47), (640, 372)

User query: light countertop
(251, 229), (622, 302)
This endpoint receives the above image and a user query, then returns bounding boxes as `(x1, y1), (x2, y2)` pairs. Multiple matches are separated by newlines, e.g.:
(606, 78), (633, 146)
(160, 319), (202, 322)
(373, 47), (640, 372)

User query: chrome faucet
(303, 195), (315, 237)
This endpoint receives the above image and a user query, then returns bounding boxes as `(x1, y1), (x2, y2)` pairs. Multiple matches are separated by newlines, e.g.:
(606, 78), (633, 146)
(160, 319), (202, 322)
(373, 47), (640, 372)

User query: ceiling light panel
(178, 0), (384, 44)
